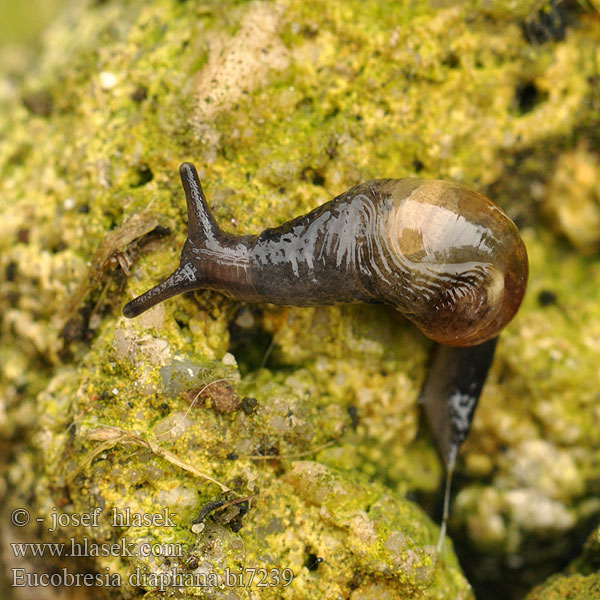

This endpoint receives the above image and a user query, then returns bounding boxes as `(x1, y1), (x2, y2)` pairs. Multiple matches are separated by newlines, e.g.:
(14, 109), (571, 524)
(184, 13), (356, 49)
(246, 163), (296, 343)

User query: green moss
(525, 573), (600, 600)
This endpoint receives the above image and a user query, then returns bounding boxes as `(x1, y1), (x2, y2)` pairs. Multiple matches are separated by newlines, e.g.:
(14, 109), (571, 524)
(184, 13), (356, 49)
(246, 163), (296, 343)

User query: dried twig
(247, 439), (336, 460)
(71, 425), (234, 494)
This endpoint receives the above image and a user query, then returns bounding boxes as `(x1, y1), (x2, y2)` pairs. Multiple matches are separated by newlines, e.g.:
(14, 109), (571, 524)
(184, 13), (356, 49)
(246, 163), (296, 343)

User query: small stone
(22, 90), (53, 116)
(191, 522), (205, 534)
(130, 85), (147, 102)
(63, 197), (76, 210)
(99, 71), (118, 90)
(183, 381), (240, 414)
(240, 397), (258, 415)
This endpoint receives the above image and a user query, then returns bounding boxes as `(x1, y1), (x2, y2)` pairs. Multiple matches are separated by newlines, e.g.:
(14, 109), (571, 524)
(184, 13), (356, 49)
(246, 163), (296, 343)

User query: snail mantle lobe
(123, 163), (528, 347)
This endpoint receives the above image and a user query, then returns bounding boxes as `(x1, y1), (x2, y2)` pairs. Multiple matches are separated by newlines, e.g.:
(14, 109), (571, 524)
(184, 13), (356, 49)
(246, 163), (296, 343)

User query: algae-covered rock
(525, 574), (600, 600)
(524, 522), (600, 600)
(1, 0), (600, 598)
(545, 143), (600, 255)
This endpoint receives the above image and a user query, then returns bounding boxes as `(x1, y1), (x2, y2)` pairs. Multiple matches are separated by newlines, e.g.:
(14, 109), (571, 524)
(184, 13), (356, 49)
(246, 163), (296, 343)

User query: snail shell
(123, 163), (528, 347)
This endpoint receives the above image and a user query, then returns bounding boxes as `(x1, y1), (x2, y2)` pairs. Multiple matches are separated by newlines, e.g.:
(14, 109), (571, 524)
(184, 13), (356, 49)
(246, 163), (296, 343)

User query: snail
(122, 162), (528, 551)
(123, 163), (528, 347)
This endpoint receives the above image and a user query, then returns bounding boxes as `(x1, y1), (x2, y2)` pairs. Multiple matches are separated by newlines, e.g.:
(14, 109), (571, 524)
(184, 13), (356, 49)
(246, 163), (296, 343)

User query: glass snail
(123, 162), (528, 347)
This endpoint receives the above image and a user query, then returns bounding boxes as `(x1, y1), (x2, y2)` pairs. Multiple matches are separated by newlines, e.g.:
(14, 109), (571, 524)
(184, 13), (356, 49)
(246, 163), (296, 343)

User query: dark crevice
(458, 516), (600, 600)
(412, 159), (424, 173)
(537, 289), (558, 307)
(227, 307), (277, 375)
(514, 81), (547, 114)
(131, 163), (154, 187)
(522, 0), (570, 44)
(304, 549), (323, 572)
(300, 166), (326, 187)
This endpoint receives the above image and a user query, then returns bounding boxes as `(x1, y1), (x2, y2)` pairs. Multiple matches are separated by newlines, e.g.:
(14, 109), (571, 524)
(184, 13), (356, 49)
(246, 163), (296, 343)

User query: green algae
(1, 0), (600, 598)
(525, 573), (600, 600)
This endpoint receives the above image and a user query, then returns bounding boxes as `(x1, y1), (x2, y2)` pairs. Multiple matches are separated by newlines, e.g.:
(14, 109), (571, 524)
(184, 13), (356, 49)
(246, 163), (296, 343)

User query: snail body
(123, 163), (528, 347)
